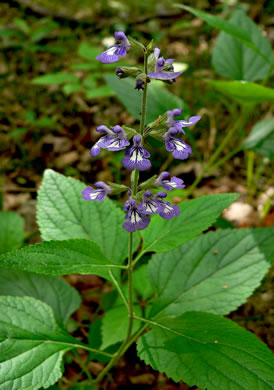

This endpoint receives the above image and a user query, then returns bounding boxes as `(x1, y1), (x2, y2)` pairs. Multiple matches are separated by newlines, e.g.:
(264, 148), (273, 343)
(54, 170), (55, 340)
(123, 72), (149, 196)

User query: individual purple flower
(96, 31), (130, 64)
(123, 199), (150, 232)
(122, 135), (151, 171)
(148, 48), (182, 81)
(138, 190), (161, 215)
(153, 191), (180, 220)
(166, 108), (201, 134)
(155, 171), (185, 191)
(82, 182), (112, 201)
(163, 128), (192, 160)
(90, 125), (129, 157)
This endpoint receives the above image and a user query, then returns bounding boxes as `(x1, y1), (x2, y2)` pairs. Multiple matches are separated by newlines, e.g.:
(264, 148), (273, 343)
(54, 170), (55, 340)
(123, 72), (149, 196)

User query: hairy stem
(140, 51), (148, 136)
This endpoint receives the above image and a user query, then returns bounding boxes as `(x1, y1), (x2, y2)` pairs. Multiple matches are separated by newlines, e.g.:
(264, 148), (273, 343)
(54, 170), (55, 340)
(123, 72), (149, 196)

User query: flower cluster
(83, 31), (201, 232)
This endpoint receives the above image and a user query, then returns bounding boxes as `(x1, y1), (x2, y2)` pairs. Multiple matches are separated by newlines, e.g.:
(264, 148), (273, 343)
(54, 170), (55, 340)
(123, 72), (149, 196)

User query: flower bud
(106, 182), (128, 195)
(122, 125), (138, 139)
(146, 39), (154, 55)
(115, 66), (140, 79)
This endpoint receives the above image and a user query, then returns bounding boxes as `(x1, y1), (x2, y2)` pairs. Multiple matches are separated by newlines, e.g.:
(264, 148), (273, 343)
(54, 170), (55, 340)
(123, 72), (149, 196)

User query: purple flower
(123, 199), (150, 232)
(90, 125), (129, 157)
(155, 171), (185, 191)
(82, 182), (112, 202)
(153, 191), (180, 220)
(96, 31), (130, 64)
(138, 190), (161, 215)
(166, 108), (201, 134)
(122, 135), (151, 171)
(148, 48), (182, 81)
(163, 128), (192, 160)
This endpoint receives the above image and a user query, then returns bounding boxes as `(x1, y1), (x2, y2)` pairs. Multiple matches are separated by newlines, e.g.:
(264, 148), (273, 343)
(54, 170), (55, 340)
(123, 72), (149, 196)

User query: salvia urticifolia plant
(0, 31), (273, 390)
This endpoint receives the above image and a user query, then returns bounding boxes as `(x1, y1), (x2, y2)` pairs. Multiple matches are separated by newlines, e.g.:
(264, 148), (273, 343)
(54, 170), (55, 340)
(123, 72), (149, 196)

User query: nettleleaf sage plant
(0, 31), (273, 390)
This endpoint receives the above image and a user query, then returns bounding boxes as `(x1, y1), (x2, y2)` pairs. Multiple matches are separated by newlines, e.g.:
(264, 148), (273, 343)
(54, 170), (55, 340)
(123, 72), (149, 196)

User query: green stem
(73, 350), (93, 382)
(92, 48), (150, 386)
(108, 270), (128, 310)
(140, 51), (148, 136)
(247, 150), (255, 204)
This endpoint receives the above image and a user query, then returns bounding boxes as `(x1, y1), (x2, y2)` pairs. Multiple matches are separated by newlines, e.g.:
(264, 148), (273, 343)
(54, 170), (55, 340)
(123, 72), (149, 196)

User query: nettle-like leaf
(0, 239), (125, 281)
(0, 296), (81, 390)
(0, 211), (24, 254)
(137, 312), (274, 390)
(140, 193), (239, 254)
(0, 269), (80, 325)
(147, 228), (273, 319)
(212, 9), (273, 81)
(37, 169), (139, 265)
(101, 305), (142, 349)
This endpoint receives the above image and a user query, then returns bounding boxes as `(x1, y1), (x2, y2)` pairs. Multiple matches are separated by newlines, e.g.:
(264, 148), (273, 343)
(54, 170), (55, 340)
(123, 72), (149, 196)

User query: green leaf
(105, 74), (187, 123)
(133, 264), (154, 300)
(0, 239), (125, 281)
(32, 72), (78, 86)
(0, 296), (77, 390)
(207, 80), (274, 104)
(137, 312), (274, 389)
(77, 42), (100, 61)
(13, 17), (30, 34)
(176, 5), (271, 65)
(101, 305), (142, 349)
(37, 169), (138, 265)
(63, 83), (82, 95)
(0, 211), (24, 254)
(85, 86), (114, 99)
(140, 193), (239, 254)
(0, 269), (80, 325)
(148, 228), (273, 318)
(243, 118), (274, 159)
(212, 10), (273, 81)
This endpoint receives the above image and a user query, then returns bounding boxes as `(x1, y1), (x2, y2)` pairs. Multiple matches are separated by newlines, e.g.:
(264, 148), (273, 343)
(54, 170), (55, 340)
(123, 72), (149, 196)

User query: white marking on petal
(106, 46), (117, 55)
(130, 150), (137, 161)
(147, 203), (157, 212)
(163, 205), (173, 213)
(174, 140), (186, 151)
(89, 192), (98, 200)
(168, 182), (177, 188)
(136, 150), (143, 162)
(135, 213), (142, 222)
(109, 140), (120, 148)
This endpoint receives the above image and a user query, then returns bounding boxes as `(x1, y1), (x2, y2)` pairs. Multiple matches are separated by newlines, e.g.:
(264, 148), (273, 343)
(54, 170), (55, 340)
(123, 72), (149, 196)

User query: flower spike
(96, 31), (131, 64)
(163, 128), (192, 160)
(122, 135), (151, 171)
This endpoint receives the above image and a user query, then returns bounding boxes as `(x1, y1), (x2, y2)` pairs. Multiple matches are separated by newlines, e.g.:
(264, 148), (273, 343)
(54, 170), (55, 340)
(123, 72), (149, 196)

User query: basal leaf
(243, 118), (274, 160)
(101, 305), (142, 350)
(0, 211), (24, 254)
(140, 193), (239, 254)
(104, 74), (187, 124)
(212, 10), (273, 81)
(177, 5), (271, 65)
(0, 269), (80, 325)
(0, 296), (78, 390)
(137, 312), (274, 389)
(0, 239), (125, 280)
(206, 80), (274, 104)
(37, 169), (138, 265)
(148, 228), (273, 318)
